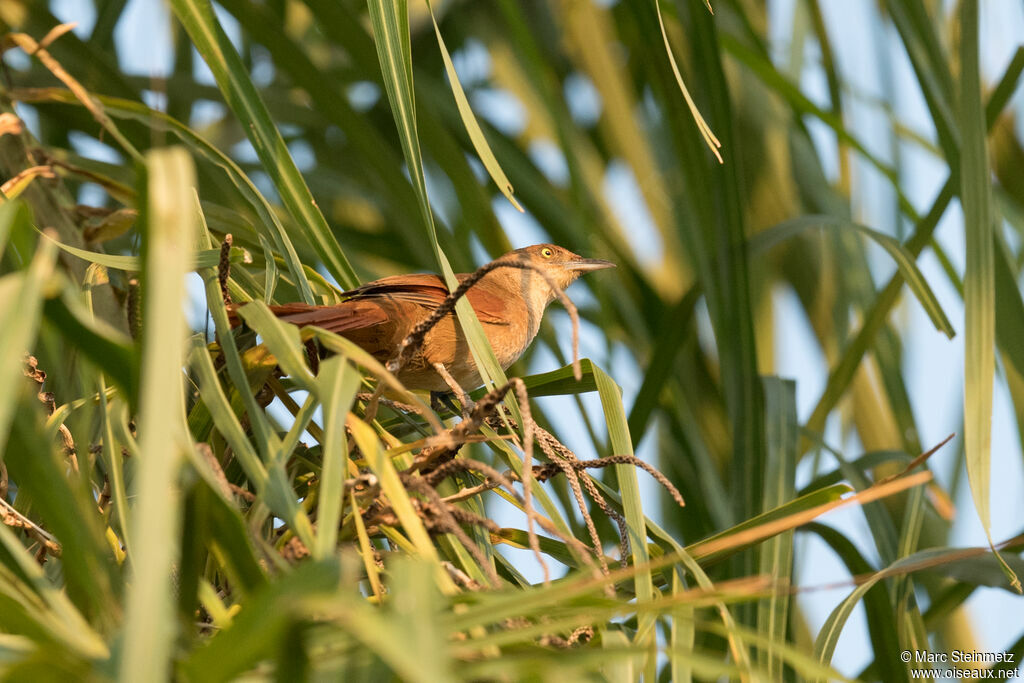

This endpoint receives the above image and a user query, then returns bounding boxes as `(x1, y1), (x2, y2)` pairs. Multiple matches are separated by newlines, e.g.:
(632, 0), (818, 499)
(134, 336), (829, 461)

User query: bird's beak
(567, 258), (616, 272)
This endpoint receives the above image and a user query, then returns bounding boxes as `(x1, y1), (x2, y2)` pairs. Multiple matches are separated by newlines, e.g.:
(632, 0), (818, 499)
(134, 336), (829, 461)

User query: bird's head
(502, 244), (615, 300)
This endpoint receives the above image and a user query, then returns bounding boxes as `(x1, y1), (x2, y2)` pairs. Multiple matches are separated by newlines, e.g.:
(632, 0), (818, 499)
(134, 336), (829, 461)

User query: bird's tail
(226, 301), (387, 334)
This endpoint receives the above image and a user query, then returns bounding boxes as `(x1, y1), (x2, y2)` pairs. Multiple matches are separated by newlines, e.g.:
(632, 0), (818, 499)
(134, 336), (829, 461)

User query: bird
(233, 244), (614, 396)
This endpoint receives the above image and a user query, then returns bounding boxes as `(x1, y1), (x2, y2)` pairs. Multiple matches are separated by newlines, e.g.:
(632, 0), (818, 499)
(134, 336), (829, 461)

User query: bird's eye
(540, 247), (553, 258)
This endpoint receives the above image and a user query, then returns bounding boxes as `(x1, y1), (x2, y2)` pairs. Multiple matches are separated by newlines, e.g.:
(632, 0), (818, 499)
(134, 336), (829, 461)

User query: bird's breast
(389, 285), (545, 391)
(482, 317), (534, 370)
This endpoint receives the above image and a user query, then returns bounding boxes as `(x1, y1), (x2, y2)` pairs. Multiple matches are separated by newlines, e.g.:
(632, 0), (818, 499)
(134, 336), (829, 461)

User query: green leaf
(471, 359), (598, 399)
(0, 198), (26, 262)
(425, 0), (522, 212)
(348, 417), (446, 575)
(995, 233), (1024, 381)
(809, 523), (930, 683)
(591, 364), (652, 652)
(168, 0), (358, 294)
(958, 0), (1019, 592)
(750, 215), (954, 338)
(756, 378), (797, 681)
(366, 0), (516, 424)
(4, 391), (119, 629)
(188, 341), (267, 489)
(627, 288), (700, 442)
(42, 291), (138, 401)
(492, 528), (591, 569)
(882, 0), (957, 158)
(686, 483), (852, 565)
(187, 339), (313, 548)
(190, 206), (315, 550)
(236, 301), (318, 396)
(0, 526), (108, 661)
(181, 559), (341, 681)
(797, 449), (911, 495)
(906, 546), (1024, 592)
(653, 0), (721, 162)
(670, 571), (695, 683)
(0, 203), (57, 454)
(193, 213), (281, 471)
(378, 557), (454, 682)
(119, 147), (198, 680)
(185, 478), (267, 596)
(314, 356), (361, 559)
(38, 229), (246, 273)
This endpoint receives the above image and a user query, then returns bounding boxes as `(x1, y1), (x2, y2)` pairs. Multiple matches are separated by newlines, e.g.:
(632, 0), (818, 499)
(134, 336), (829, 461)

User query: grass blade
(366, 0), (515, 415)
(0, 526), (108, 661)
(187, 339), (314, 548)
(0, 202), (56, 453)
(654, 0), (721, 162)
(751, 216), (953, 337)
(119, 147), (197, 681)
(958, 0), (1020, 592)
(42, 290), (137, 400)
(235, 301), (318, 396)
(591, 364), (653, 666)
(348, 416), (452, 590)
(756, 378), (797, 680)
(314, 356), (361, 559)
(38, 229), (244, 272)
(810, 523), (927, 683)
(169, 0), (357, 295)
(425, 0), (522, 212)
(181, 560), (341, 681)
(670, 571), (695, 683)
(5, 387), (118, 626)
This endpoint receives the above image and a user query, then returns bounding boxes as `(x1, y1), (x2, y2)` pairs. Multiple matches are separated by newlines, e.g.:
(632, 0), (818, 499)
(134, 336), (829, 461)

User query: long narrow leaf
(0, 202), (56, 453)
(169, 0), (357, 295)
(750, 215), (953, 337)
(591, 364), (653, 662)
(958, 0), (1019, 591)
(366, 0), (516, 422)
(314, 356), (361, 559)
(119, 147), (197, 681)
(756, 378), (797, 680)
(12, 87), (317, 301)
(425, 0), (522, 212)
(39, 229), (245, 272)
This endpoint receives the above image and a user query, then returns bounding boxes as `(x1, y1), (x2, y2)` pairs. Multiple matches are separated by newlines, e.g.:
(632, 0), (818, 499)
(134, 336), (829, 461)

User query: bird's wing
(260, 301), (390, 332)
(341, 274), (451, 309)
(254, 299), (401, 360)
(225, 271), (509, 347)
(343, 273), (509, 325)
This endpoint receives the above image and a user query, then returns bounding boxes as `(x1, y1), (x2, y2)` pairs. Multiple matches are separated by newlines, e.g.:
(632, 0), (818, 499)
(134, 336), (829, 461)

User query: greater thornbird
(231, 244), (614, 392)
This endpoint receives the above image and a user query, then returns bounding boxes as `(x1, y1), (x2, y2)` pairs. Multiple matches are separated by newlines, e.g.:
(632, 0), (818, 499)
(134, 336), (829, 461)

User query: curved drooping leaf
(750, 215), (953, 338)
(169, 0), (359, 294)
(425, 0), (522, 212)
(957, 0), (1019, 592)
(39, 229), (247, 273)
